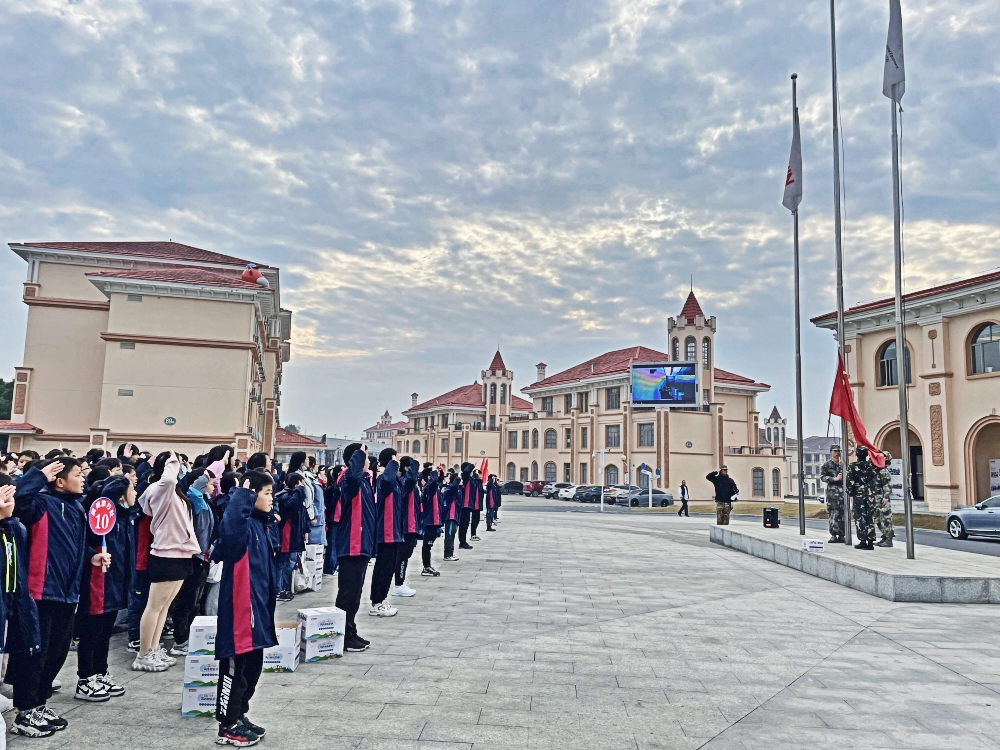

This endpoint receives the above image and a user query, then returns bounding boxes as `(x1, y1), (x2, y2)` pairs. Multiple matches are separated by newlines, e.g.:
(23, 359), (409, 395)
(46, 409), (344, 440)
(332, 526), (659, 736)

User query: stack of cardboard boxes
(182, 616), (219, 718)
(262, 622), (302, 673)
(302, 544), (325, 591)
(298, 606), (345, 662)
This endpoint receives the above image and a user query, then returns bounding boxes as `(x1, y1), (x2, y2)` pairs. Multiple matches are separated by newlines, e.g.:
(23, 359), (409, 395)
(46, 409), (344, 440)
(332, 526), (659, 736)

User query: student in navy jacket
(441, 470), (461, 561)
(458, 463), (477, 550)
(75, 476), (134, 702)
(392, 458), (420, 597)
(335, 444), (376, 652)
(322, 466), (341, 575)
(274, 473), (307, 601)
(418, 466), (444, 576)
(9, 458), (87, 736)
(213, 470), (277, 748)
(485, 475), (501, 532)
(470, 468), (485, 540)
(369, 449), (404, 617)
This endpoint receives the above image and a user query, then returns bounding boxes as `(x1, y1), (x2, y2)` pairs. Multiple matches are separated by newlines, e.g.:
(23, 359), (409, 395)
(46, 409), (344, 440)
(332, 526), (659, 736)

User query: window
(531, 461), (538, 480)
(532, 429), (539, 448)
(606, 424), (621, 448)
(455, 422), (463, 430)
(772, 468), (781, 496)
(507, 462), (516, 481)
(639, 471), (649, 490)
(781, 428), (785, 443)
(971, 323), (1000, 374)
(805, 465), (813, 476)
(581, 427), (588, 449)
(638, 423), (654, 447)
(120, 342), (135, 350)
(520, 467), (528, 481)
(752, 468), (764, 497)
(441, 438), (449, 453)
(564, 394), (573, 414)
(455, 437), (463, 452)
(545, 429), (557, 448)
(500, 384), (507, 404)
(429, 416), (435, 428)
(413, 418), (421, 430)
(397, 441), (403, 451)
(442, 414), (449, 428)
(606, 465), (619, 485)
(545, 462), (556, 482)
(118, 389), (133, 397)
(542, 397), (553, 415)
(490, 383), (497, 404)
(490, 415), (496, 430)
(702, 338), (711, 370)
(405, 441), (410, 452)
(522, 430), (529, 449)
(580, 464), (588, 483)
(578, 392), (589, 412)
(413, 440), (420, 452)
(767, 428), (772, 443)
(671, 338), (679, 361)
(606, 387), (621, 410)
(127, 294), (143, 302)
(877, 340), (912, 386)
(565, 428), (572, 449)
(509, 432), (518, 450)
(685, 336), (696, 361)
(564, 463), (571, 481)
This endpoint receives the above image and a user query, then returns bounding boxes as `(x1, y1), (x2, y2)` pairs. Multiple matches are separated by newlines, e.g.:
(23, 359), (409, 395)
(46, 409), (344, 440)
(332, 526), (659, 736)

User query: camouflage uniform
(875, 451), (895, 543)
(848, 457), (879, 546)
(821, 455), (846, 540)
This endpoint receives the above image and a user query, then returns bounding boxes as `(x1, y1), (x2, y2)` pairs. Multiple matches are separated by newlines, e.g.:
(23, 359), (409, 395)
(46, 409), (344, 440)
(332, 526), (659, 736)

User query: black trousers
(395, 535), (419, 586)
(76, 610), (117, 679)
(335, 555), (369, 636)
(324, 524), (338, 574)
(421, 527), (439, 568)
(444, 520), (458, 558)
(172, 558), (208, 645)
(486, 507), (495, 529)
(216, 649), (264, 726)
(371, 542), (400, 604)
(459, 508), (471, 545)
(471, 509), (481, 536)
(9, 600), (76, 710)
(678, 499), (689, 517)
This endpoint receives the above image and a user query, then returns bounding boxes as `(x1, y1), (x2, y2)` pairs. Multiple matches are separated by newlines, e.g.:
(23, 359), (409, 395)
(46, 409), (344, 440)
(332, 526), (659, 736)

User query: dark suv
(573, 486), (604, 503)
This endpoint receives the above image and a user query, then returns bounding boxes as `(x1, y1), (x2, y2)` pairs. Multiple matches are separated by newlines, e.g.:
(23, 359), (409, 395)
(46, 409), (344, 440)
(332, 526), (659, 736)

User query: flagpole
(791, 74), (806, 536)
(829, 0), (851, 545)
(890, 98), (915, 559)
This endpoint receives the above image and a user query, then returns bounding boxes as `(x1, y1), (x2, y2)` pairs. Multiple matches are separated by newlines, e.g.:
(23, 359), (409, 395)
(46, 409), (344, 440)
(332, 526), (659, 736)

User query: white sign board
(889, 459), (904, 500)
(991, 459), (1000, 496)
(802, 539), (826, 553)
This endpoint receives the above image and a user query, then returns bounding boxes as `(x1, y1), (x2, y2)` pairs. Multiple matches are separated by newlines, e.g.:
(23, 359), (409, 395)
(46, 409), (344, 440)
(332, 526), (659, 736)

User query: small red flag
(829, 353), (886, 469)
(479, 457), (489, 479)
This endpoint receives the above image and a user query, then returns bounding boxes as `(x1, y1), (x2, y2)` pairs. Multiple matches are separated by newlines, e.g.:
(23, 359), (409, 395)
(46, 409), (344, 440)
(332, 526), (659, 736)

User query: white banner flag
(781, 106), (802, 212)
(883, 0), (905, 103)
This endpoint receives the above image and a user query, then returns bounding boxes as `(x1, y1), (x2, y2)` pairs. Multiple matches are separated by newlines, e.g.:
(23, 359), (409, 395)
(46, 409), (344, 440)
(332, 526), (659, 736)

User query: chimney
(536, 362), (547, 382)
(411, 392), (418, 408)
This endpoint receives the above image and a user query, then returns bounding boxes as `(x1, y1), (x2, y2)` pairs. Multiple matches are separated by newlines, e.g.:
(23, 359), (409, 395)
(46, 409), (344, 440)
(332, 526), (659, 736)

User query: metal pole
(830, 0), (851, 545)
(891, 99), (915, 559)
(792, 74), (806, 536)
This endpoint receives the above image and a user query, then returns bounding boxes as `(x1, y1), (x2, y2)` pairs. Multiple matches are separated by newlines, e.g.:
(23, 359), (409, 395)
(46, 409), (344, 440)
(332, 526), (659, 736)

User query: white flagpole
(829, 0), (851, 545)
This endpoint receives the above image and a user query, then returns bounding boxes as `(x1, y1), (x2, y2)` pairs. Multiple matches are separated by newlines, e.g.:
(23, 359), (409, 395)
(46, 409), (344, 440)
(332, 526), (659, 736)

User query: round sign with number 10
(88, 497), (117, 536)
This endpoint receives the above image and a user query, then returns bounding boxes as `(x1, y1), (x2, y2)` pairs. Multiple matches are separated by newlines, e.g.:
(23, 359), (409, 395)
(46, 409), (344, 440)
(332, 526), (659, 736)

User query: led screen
(630, 363), (698, 407)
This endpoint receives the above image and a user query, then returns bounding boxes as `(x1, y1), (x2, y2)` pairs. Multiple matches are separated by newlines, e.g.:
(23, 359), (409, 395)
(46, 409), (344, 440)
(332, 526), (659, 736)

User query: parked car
(946, 496), (1000, 539)
(574, 486), (604, 503)
(522, 480), (546, 497)
(557, 484), (580, 500)
(501, 481), (524, 495)
(620, 488), (674, 507)
(605, 484), (640, 501)
(543, 482), (573, 499)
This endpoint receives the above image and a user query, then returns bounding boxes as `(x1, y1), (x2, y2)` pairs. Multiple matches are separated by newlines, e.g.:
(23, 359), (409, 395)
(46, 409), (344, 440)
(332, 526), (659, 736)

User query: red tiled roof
(680, 291), (705, 323)
(405, 383), (485, 413)
(511, 396), (532, 411)
(87, 267), (266, 290)
(364, 420), (408, 434)
(487, 351), (506, 371)
(19, 241), (256, 267)
(811, 269), (1000, 324)
(715, 367), (769, 389)
(274, 427), (324, 446)
(0, 421), (38, 433)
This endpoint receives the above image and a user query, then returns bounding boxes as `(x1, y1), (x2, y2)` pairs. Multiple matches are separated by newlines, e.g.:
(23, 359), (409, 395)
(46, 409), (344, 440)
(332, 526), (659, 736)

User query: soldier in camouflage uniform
(820, 445), (846, 543)
(848, 446), (878, 550)
(875, 450), (895, 547)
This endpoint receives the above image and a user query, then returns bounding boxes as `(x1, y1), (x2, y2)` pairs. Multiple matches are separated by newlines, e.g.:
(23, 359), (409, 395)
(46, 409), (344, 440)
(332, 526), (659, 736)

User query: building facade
(364, 411), (409, 444)
(0, 241), (291, 461)
(273, 427), (324, 465)
(812, 269), (1000, 511)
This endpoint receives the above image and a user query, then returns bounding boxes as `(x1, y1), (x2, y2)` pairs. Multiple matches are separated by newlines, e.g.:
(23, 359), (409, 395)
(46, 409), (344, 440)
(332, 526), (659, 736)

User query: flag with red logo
(829, 354), (885, 468)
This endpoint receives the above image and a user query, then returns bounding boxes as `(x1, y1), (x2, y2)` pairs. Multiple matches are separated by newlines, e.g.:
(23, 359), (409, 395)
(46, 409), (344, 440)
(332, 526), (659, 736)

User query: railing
(725, 446), (785, 456)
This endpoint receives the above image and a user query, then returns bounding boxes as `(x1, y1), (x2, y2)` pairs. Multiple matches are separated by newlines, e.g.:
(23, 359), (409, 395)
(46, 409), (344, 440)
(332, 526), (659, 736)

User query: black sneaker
(470, 535), (481, 541)
(444, 555), (459, 562)
(240, 716), (266, 737)
(11, 709), (56, 738)
(459, 543), (473, 550)
(344, 635), (369, 652)
(217, 723), (259, 746)
(356, 633), (370, 646)
(126, 639), (141, 653)
(75, 675), (111, 702)
(421, 567), (440, 577)
(276, 591), (293, 603)
(487, 528), (496, 532)
(38, 706), (67, 730)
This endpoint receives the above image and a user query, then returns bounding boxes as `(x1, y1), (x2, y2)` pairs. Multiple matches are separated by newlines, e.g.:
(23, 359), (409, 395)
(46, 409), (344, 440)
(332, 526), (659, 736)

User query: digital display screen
(630, 363), (698, 407)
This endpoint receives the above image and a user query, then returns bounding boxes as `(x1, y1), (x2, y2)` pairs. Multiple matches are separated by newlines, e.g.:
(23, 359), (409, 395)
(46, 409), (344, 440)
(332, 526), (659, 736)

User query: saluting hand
(0, 485), (15, 520)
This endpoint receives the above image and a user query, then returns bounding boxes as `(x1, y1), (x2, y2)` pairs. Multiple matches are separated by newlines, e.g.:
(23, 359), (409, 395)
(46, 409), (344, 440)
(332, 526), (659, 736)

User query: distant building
(784, 436), (838, 498)
(273, 427), (324, 466)
(364, 411), (408, 444)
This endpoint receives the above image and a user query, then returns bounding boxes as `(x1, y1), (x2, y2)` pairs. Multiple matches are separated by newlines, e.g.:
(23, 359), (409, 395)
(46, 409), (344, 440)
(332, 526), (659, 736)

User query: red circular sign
(88, 497), (117, 536)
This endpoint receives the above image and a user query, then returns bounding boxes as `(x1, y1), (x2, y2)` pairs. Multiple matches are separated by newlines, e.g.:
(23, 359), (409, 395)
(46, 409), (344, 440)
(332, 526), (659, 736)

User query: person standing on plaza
(875, 450), (895, 548)
(323, 466), (341, 575)
(392, 457), (419, 598)
(334, 444), (375, 651)
(274, 472), (307, 602)
(458, 463), (476, 549)
(442, 470), (461, 562)
(820, 445), (846, 544)
(168, 466), (216, 656)
(470, 468), (484, 541)
(848, 446), (878, 551)
(677, 480), (690, 517)
(705, 466), (738, 525)
(484, 474), (500, 532)
(369, 449), (403, 617)
(419, 465), (443, 576)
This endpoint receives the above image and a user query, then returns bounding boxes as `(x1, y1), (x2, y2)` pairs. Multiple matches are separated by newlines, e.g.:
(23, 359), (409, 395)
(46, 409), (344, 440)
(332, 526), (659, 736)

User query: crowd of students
(0, 440), (502, 747)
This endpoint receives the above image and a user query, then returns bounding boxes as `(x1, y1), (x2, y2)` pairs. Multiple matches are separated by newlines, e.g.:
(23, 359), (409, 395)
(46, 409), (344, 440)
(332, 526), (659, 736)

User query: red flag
(479, 457), (489, 479)
(829, 354), (886, 468)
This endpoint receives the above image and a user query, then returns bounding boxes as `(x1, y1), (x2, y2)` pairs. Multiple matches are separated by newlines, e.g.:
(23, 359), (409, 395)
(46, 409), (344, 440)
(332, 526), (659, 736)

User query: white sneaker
(132, 651), (168, 672)
(50, 679), (62, 692)
(0, 692), (13, 713)
(156, 648), (177, 667)
(168, 641), (188, 657)
(391, 583), (416, 597)
(74, 675), (111, 702)
(368, 602), (398, 617)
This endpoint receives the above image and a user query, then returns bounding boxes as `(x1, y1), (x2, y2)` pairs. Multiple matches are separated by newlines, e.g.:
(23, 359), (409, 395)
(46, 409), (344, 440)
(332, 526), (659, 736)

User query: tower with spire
(481, 350), (514, 432)
(667, 289), (717, 407)
(762, 406), (787, 449)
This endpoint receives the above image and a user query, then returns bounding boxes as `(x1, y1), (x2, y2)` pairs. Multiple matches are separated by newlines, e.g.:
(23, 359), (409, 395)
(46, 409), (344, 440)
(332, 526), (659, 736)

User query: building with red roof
(273, 427), (325, 464)
(3, 241), (291, 460)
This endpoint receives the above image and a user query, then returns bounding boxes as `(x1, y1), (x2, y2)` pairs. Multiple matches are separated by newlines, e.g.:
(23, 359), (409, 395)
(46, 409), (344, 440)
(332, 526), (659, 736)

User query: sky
(1, 0), (998, 439)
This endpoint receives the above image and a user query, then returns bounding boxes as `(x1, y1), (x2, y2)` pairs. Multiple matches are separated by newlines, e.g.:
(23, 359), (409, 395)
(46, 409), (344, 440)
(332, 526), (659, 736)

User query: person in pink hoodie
(132, 452), (200, 672)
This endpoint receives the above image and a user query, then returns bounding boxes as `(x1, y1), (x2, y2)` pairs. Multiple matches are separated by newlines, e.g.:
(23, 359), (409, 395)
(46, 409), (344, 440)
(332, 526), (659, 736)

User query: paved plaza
(13, 498), (1000, 749)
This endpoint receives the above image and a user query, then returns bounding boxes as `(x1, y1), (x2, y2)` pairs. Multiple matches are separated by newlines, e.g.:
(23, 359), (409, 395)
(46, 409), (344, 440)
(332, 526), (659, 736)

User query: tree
(284, 424), (300, 434)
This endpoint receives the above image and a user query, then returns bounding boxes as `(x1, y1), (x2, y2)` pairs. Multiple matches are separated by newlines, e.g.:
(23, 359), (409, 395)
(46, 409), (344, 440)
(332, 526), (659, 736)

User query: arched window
(405, 441), (410, 452)
(878, 340), (912, 386)
(544, 462), (557, 482)
(500, 384), (507, 404)
(532, 429), (539, 448)
(490, 383), (497, 404)
(671, 337), (680, 361)
(685, 336), (696, 361)
(970, 323), (1000, 374)
(413, 440), (420, 453)
(605, 465), (619, 485)
(531, 461), (538, 480)
(752, 468), (764, 496)
(772, 468), (780, 496)
(702, 338), (711, 370)
(766, 428), (772, 443)
(780, 428), (785, 443)
(507, 462), (516, 481)
(544, 429), (557, 448)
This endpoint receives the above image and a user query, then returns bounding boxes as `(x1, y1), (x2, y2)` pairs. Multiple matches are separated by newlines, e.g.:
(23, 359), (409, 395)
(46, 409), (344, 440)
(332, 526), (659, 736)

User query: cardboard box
(302, 558), (322, 577)
(297, 607), (345, 639)
(275, 624), (302, 649)
(301, 635), (344, 662)
(188, 616), (217, 655)
(802, 539), (826, 553)
(181, 685), (217, 718)
(183, 654), (220, 686)
(312, 573), (324, 591)
(262, 644), (300, 673)
(304, 544), (325, 561)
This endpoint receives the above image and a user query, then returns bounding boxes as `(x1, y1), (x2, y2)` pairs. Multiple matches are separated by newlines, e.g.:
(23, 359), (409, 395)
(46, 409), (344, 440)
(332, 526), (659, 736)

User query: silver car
(946, 496), (1000, 539)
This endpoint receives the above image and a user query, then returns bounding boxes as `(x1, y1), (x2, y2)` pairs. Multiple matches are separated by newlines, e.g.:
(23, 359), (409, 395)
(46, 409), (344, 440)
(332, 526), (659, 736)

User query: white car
(557, 485), (580, 500)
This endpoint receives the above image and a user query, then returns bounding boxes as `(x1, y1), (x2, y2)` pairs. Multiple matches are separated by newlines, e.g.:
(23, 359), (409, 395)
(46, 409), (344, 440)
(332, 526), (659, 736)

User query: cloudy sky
(1, 0), (997, 439)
